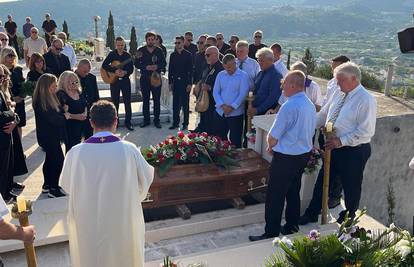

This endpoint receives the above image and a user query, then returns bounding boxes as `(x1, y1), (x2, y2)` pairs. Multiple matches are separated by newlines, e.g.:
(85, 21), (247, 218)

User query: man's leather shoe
(281, 224), (299, 235)
(328, 197), (341, 209)
(181, 125), (188, 131)
(140, 122), (150, 128)
(169, 125), (178, 130)
(154, 122), (162, 129)
(249, 233), (274, 242)
(336, 211), (355, 226)
(298, 214), (318, 225)
(125, 124), (134, 131)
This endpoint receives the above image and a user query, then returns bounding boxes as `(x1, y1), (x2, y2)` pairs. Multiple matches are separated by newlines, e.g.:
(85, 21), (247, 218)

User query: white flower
(339, 233), (352, 242)
(389, 223), (396, 230)
(281, 236), (293, 248)
(272, 237), (281, 247)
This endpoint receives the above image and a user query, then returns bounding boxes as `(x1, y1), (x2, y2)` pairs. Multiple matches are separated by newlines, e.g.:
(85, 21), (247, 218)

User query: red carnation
(189, 141), (194, 146)
(146, 152), (153, 158)
(179, 141), (188, 148)
(178, 131), (185, 139)
(164, 140), (170, 145)
(172, 139), (178, 146)
(157, 154), (164, 160)
(175, 153), (181, 160)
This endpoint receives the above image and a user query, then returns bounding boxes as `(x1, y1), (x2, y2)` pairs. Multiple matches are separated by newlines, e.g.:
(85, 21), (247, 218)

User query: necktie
(328, 92), (348, 125)
(239, 60), (244, 70)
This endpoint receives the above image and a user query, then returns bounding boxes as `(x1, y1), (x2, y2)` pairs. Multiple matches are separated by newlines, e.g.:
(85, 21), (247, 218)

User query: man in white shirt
(299, 62), (376, 225)
(249, 70), (316, 241)
(270, 43), (288, 77)
(0, 194), (36, 266)
(61, 100), (153, 267)
(58, 32), (77, 68)
(23, 27), (48, 66)
(213, 54), (249, 148)
(323, 55), (350, 107)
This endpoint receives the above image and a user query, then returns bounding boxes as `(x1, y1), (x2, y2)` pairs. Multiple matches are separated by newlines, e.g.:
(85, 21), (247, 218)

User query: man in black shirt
(216, 33), (231, 55)
(248, 30), (267, 61)
(4, 15), (18, 57)
(193, 46), (223, 135)
(184, 31), (198, 59)
(75, 59), (100, 138)
(42, 13), (57, 47)
(102, 37), (134, 131)
(193, 35), (208, 84)
(44, 39), (71, 78)
(224, 35), (239, 56)
(168, 36), (193, 130)
(135, 32), (167, 129)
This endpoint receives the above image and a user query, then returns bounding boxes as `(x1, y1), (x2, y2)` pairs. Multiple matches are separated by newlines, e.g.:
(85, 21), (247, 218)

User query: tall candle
(326, 122), (333, 133)
(17, 196), (26, 212)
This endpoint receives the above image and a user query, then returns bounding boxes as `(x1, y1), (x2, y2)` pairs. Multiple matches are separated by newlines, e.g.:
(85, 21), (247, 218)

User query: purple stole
(84, 134), (121, 144)
(305, 78), (312, 88)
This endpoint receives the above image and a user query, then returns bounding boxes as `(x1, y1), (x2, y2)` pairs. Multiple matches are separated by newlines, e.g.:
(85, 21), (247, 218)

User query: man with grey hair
(44, 38), (71, 77)
(249, 70), (316, 240)
(299, 62), (377, 225)
(213, 54), (249, 147)
(248, 30), (267, 60)
(23, 27), (48, 66)
(193, 46), (223, 134)
(58, 32), (77, 68)
(247, 47), (282, 117)
(76, 58), (100, 138)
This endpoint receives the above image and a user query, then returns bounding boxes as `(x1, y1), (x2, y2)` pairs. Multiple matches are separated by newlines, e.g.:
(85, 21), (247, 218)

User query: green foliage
(106, 11), (115, 50)
(72, 40), (94, 56)
(129, 26), (138, 56)
(361, 68), (383, 91)
(313, 64), (333, 80)
(386, 178), (396, 225)
(20, 81), (35, 97)
(62, 20), (69, 40)
(286, 50), (291, 70)
(301, 48), (316, 75)
(158, 157), (175, 177)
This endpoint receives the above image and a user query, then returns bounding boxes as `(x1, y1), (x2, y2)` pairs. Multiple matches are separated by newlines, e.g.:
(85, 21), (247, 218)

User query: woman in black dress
(27, 52), (47, 82)
(0, 47), (25, 139)
(57, 71), (88, 152)
(33, 73), (69, 198)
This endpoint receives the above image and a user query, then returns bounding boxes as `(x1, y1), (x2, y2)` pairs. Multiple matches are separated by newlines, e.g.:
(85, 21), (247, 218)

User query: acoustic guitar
(100, 58), (133, 84)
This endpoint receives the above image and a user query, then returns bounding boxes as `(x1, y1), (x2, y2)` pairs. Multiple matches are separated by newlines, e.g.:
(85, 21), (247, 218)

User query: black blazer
(44, 51), (71, 78)
(34, 104), (66, 147)
(0, 91), (14, 150)
(77, 73), (100, 110)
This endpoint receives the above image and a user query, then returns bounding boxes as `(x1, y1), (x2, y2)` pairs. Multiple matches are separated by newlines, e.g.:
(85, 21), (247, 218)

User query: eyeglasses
(31, 31), (38, 34)
(0, 38), (8, 42)
(254, 36), (262, 39)
(70, 81), (79, 85)
(54, 47), (63, 51)
(35, 60), (43, 64)
(187, 39), (193, 42)
(217, 37), (223, 40)
(6, 54), (16, 58)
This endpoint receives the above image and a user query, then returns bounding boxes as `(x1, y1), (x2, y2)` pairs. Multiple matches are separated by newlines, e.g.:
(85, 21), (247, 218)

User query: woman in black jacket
(27, 52), (48, 83)
(33, 73), (71, 198)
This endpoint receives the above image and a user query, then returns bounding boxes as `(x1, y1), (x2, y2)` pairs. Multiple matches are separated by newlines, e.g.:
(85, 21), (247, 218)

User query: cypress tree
(62, 20), (69, 39)
(286, 49), (291, 70)
(302, 48), (316, 74)
(106, 11), (115, 50)
(129, 26), (138, 56)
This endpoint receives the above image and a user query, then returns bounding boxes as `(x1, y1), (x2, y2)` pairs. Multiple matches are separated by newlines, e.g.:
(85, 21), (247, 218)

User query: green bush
(313, 64), (333, 80)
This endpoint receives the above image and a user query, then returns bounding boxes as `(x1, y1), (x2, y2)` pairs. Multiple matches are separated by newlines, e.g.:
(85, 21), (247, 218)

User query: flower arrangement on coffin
(246, 128), (256, 144)
(303, 147), (322, 175)
(142, 131), (240, 176)
(265, 209), (414, 267)
(20, 81), (36, 97)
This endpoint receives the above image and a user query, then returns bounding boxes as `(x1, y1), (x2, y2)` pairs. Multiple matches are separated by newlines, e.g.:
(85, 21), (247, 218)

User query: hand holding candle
(326, 122), (333, 133)
(17, 196), (27, 213)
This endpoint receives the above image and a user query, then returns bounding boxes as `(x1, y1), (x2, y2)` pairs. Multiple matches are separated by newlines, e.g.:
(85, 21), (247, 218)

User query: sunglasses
(31, 31), (38, 34)
(197, 41), (204, 45)
(7, 54), (16, 58)
(35, 60), (43, 64)
(54, 47), (63, 51)
(0, 74), (5, 80)
(217, 37), (223, 40)
(70, 81), (79, 85)
(0, 38), (8, 42)
(254, 36), (262, 39)
(187, 39), (193, 42)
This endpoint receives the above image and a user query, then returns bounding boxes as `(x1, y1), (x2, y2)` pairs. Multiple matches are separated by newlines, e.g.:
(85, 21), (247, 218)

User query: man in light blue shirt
(249, 70), (316, 241)
(213, 54), (249, 148)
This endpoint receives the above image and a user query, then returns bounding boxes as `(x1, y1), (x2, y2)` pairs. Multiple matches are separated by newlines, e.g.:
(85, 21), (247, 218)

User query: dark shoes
(249, 233), (275, 242)
(181, 125), (188, 131)
(42, 184), (50, 193)
(125, 124), (134, 131)
(328, 197), (341, 209)
(336, 211), (355, 225)
(48, 187), (66, 198)
(154, 122), (162, 129)
(169, 125), (178, 130)
(280, 224), (299, 235)
(298, 214), (318, 225)
(140, 122), (150, 128)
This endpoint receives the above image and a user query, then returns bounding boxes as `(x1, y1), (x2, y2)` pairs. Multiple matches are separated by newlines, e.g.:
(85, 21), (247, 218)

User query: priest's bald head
(90, 100), (118, 133)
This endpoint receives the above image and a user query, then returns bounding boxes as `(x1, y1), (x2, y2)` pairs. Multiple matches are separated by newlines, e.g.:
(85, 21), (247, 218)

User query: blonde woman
(33, 73), (69, 198)
(57, 71), (87, 152)
(0, 47), (25, 138)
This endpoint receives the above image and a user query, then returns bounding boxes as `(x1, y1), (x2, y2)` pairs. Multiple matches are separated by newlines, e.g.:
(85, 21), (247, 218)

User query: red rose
(175, 153), (181, 160)
(164, 140), (170, 145)
(178, 131), (185, 139)
(157, 154), (164, 160)
(189, 141), (194, 146)
(172, 139), (178, 146)
(201, 132), (208, 138)
(147, 152), (153, 158)
(179, 141), (187, 148)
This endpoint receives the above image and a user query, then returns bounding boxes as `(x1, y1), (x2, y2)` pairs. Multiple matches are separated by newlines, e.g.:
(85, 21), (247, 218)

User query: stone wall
(361, 113), (414, 231)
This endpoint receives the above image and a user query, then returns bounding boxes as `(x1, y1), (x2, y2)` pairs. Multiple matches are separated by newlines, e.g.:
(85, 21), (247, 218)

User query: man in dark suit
(43, 39), (71, 78)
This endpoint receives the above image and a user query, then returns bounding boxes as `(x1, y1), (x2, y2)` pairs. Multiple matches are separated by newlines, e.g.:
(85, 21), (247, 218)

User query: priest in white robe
(60, 100), (154, 267)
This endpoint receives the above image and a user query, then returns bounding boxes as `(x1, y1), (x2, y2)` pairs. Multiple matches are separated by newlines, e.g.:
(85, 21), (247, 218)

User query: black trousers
(265, 151), (310, 236)
(304, 143), (371, 218)
(65, 120), (83, 152)
(110, 78), (132, 125)
(0, 141), (13, 199)
(42, 142), (64, 189)
(242, 101), (249, 148)
(215, 112), (243, 148)
(140, 75), (161, 124)
(172, 80), (190, 127)
(8, 34), (19, 57)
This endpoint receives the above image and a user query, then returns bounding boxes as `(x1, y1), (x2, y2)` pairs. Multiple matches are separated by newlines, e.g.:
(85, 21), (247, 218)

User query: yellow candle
(17, 196), (26, 212)
(326, 122), (333, 133)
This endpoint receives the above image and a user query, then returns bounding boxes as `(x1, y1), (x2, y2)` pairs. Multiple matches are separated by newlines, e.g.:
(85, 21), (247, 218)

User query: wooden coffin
(142, 149), (270, 209)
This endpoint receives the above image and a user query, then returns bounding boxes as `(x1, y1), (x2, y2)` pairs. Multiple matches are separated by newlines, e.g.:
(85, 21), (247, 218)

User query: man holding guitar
(101, 36), (134, 131)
